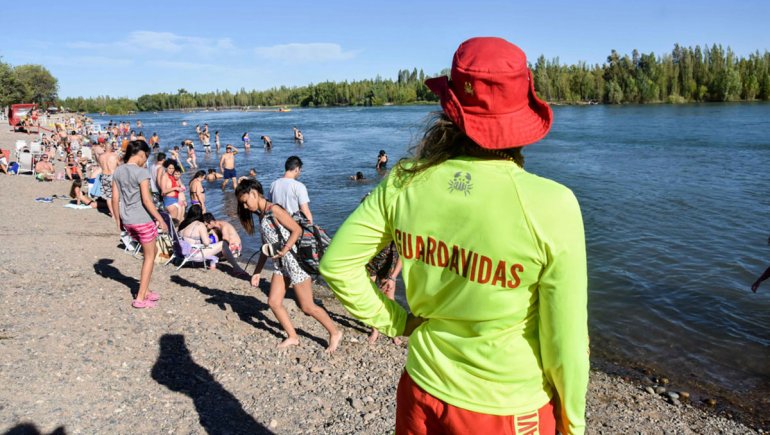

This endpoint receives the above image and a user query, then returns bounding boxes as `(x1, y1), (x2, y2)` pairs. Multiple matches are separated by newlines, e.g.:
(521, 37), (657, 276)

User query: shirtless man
(206, 168), (223, 182)
(261, 135), (272, 150)
(34, 155), (55, 181)
(202, 132), (212, 153)
(219, 145), (238, 191)
(98, 142), (120, 219)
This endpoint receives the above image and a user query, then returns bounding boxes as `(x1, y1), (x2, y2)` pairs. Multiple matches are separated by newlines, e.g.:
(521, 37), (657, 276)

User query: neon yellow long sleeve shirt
(320, 157), (589, 434)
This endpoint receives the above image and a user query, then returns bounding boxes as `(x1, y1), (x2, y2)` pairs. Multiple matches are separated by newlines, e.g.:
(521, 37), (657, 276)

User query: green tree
(0, 59), (26, 107)
(13, 64), (58, 104)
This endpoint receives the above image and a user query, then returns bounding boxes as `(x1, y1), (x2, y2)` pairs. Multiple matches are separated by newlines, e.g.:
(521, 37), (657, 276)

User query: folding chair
(160, 211), (217, 270)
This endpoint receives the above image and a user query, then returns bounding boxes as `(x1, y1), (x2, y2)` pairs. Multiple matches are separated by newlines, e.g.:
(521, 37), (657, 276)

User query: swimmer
(350, 171), (366, 181)
(261, 135), (273, 150)
(206, 168), (223, 182)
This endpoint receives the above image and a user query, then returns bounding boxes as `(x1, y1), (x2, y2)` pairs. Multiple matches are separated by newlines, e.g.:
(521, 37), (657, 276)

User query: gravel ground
(0, 150), (762, 434)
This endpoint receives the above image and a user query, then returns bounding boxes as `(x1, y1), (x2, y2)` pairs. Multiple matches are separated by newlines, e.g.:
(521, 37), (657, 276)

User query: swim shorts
(395, 371), (556, 435)
(223, 168), (236, 179)
(163, 196), (179, 208)
(100, 174), (113, 199)
(124, 221), (158, 245)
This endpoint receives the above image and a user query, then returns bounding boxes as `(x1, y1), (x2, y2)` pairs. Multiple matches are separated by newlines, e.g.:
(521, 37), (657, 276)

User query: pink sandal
(132, 299), (157, 309)
(146, 292), (160, 301)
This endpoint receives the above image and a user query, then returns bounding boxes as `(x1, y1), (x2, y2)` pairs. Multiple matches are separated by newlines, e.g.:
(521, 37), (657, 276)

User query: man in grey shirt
(269, 155), (313, 223)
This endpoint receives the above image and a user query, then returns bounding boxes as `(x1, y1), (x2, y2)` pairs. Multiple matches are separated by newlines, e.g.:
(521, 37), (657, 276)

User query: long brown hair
(394, 112), (524, 185)
(234, 179), (264, 235)
(69, 179), (83, 198)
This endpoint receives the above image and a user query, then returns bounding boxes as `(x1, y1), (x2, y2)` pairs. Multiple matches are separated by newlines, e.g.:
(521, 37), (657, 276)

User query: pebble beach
(0, 125), (762, 434)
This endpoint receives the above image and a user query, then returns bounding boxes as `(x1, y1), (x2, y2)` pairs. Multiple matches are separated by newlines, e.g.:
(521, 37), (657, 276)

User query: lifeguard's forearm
(320, 184), (407, 337)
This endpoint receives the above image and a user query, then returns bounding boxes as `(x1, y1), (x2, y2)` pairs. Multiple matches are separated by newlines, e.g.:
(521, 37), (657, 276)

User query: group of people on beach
(9, 36), (770, 434)
(119, 37), (589, 434)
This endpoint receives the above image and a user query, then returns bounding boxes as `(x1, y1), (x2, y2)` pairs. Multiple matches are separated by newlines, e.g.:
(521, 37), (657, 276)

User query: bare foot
(277, 337), (299, 349)
(393, 337), (402, 346)
(368, 330), (379, 345)
(326, 330), (343, 354)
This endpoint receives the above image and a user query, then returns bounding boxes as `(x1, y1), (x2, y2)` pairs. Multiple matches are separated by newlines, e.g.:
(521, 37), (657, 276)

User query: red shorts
(396, 371), (555, 435)
(124, 221), (158, 245)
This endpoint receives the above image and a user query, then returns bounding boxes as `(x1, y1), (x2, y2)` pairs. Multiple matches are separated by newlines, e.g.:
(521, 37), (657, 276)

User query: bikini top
(166, 175), (179, 198)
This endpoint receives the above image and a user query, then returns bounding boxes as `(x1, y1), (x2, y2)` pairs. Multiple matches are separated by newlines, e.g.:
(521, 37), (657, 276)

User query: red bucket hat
(425, 37), (552, 149)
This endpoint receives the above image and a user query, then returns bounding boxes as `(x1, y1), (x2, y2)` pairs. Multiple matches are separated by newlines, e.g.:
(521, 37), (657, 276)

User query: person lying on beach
(751, 236), (770, 293)
(206, 168), (223, 182)
(34, 155), (55, 181)
(178, 205), (222, 270)
(69, 179), (97, 208)
(203, 212), (249, 278)
(0, 154), (8, 175)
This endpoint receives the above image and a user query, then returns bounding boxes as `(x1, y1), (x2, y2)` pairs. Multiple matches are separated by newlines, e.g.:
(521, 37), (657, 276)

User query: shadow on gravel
(326, 311), (370, 334)
(93, 258), (138, 298)
(170, 275), (327, 347)
(152, 334), (272, 434)
(3, 423), (66, 435)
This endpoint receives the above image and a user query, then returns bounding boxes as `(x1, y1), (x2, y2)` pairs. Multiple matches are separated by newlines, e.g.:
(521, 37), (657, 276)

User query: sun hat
(425, 37), (552, 149)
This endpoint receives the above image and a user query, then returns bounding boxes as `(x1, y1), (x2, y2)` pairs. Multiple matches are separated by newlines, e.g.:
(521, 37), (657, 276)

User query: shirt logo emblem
(448, 172), (473, 196)
(464, 81), (474, 95)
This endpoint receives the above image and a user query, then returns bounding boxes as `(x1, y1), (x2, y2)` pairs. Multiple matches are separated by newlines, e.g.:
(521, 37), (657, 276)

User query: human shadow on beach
(93, 258), (138, 298)
(3, 423), (66, 435)
(170, 275), (326, 347)
(151, 334), (272, 435)
(326, 310), (370, 334)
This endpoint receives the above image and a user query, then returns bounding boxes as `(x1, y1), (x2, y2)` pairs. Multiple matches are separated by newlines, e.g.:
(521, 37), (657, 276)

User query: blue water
(92, 104), (770, 404)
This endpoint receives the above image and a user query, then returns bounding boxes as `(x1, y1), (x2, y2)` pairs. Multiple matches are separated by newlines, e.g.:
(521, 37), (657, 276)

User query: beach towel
(64, 203), (93, 210)
(90, 175), (102, 197)
(34, 197), (53, 203)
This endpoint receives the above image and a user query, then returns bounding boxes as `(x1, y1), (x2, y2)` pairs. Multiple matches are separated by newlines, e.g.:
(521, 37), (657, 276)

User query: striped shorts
(124, 221), (158, 245)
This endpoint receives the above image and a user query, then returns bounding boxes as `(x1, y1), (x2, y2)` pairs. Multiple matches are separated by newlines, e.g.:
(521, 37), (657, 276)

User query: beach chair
(160, 212), (217, 270)
(16, 150), (34, 175)
(120, 231), (142, 257)
(29, 141), (43, 157)
(80, 147), (92, 162)
(15, 140), (27, 154)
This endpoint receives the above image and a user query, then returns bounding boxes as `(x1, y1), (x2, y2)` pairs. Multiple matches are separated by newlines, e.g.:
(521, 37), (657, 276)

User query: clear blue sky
(1, 0), (768, 98)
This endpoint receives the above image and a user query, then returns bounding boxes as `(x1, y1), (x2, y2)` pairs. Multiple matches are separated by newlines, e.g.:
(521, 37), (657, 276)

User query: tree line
(0, 58), (58, 108)
(533, 44), (770, 104)
(60, 68), (439, 114)
(3, 44), (770, 115)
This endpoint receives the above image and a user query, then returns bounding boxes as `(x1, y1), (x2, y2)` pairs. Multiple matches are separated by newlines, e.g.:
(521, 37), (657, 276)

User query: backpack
(268, 209), (331, 276)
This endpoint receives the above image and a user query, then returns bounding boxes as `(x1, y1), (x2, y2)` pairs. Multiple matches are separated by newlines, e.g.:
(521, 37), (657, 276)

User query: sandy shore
(0, 127), (761, 434)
